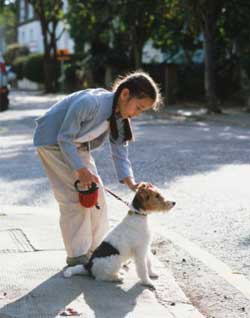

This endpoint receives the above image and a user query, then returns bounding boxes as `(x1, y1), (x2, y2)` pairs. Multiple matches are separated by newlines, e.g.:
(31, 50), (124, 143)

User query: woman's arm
(122, 176), (138, 191)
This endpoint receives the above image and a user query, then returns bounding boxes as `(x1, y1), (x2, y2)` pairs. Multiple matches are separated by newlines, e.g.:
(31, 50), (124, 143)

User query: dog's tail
(63, 264), (88, 278)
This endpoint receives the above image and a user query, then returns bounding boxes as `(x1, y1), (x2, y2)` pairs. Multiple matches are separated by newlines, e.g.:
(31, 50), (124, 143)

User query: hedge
(3, 43), (30, 65)
(12, 55), (28, 80)
(23, 53), (44, 83)
(13, 53), (44, 83)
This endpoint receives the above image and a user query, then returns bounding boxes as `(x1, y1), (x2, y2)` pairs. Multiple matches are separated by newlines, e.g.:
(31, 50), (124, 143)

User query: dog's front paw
(63, 267), (73, 278)
(149, 272), (159, 279)
(141, 279), (156, 290)
(113, 274), (124, 283)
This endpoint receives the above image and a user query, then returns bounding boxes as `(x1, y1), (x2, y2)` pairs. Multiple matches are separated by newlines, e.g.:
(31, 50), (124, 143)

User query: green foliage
(67, 0), (128, 86)
(218, 1), (250, 61)
(12, 55), (28, 80)
(67, 1), (113, 55)
(23, 53), (45, 83)
(0, 2), (17, 46)
(27, 0), (64, 24)
(64, 62), (78, 91)
(112, 0), (164, 66)
(67, 0), (169, 69)
(3, 43), (30, 65)
(152, 0), (200, 61)
(13, 54), (44, 83)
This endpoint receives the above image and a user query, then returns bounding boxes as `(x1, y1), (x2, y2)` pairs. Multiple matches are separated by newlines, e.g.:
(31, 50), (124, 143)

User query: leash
(104, 187), (130, 207)
(74, 180), (130, 208)
(105, 187), (147, 216)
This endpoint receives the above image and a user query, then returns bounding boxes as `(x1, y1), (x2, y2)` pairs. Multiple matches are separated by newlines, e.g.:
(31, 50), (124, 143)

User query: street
(0, 91), (250, 318)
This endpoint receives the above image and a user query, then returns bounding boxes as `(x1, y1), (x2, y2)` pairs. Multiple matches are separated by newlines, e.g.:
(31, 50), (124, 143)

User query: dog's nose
(172, 202), (176, 206)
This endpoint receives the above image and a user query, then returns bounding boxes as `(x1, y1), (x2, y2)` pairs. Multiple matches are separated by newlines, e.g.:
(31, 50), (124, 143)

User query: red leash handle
(74, 180), (98, 193)
(74, 180), (100, 209)
(74, 181), (130, 210)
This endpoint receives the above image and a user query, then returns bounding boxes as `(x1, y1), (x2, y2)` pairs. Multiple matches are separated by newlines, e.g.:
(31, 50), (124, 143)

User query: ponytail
(109, 83), (133, 142)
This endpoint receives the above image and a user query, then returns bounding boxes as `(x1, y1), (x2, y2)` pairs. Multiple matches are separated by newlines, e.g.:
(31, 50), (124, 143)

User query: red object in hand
(74, 180), (100, 209)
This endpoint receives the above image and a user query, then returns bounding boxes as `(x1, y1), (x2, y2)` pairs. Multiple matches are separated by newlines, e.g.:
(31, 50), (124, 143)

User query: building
(17, 0), (74, 54)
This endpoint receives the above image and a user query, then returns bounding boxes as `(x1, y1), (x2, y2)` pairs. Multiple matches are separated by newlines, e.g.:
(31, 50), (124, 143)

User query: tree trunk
(164, 64), (178, 105)
(202, 7), (221, 113)
(50, 23), (59, 91)
(239, 61), (250, 112)
(40, 15), (54, 92)
(134, 43), (142, 69)
(132, 21), (142, 69)
(43, 56), (54, 93)
(53, 20), (60, 87)
(29, 0), (60, 93)
(104, 65), (112, 88)
(42, 33), (57, 92)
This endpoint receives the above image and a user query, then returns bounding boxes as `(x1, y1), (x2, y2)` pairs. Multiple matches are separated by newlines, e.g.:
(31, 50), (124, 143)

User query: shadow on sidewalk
(0, 271), (146, 318)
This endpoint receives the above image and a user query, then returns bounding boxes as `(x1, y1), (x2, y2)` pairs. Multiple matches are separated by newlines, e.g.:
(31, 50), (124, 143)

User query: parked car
(0, 53), (9, 111)
(6, 65), (17, 84)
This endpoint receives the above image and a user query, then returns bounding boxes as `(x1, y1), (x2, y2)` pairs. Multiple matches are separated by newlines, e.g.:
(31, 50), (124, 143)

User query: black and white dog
(64, 183), (175, 288)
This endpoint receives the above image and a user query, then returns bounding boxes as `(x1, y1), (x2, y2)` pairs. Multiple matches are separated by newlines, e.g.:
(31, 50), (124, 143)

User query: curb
(153, 258), (206, 318)
(158, 110), (250, 129)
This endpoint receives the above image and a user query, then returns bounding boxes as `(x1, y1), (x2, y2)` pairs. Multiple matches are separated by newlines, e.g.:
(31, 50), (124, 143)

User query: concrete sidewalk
(0, 205), (205, 318)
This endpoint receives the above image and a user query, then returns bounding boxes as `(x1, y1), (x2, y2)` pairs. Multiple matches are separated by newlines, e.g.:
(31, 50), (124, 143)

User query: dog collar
(128, 203), (147, 216)
(128, 210), (147, 217)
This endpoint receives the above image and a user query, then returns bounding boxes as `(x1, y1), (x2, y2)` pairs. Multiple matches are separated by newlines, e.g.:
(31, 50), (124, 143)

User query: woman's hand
(122, 177), (153, 192)
(122, 177), (140, 192)
(76, 167), (100, 189)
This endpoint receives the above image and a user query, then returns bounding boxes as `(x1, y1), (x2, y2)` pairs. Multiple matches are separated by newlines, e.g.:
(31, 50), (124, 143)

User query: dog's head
(132, 183), (175, 214)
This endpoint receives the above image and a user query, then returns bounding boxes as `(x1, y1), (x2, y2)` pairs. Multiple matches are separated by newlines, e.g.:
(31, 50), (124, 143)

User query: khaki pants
(37, 146), (108, 258)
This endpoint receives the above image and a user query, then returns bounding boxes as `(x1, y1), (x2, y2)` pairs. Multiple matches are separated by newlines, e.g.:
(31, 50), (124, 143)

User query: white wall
(17, 0), (74, 54)
(18, 21), (44, 53)
(18, 20), (74, 54)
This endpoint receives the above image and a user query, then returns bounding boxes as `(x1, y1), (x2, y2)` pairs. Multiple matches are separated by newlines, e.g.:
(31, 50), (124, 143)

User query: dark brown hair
(109, 71), (162, 142)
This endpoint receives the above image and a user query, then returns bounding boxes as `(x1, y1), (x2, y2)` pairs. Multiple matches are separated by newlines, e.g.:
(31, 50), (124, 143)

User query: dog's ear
(137, 182), (148, 190)
(132, 191), (145, 211)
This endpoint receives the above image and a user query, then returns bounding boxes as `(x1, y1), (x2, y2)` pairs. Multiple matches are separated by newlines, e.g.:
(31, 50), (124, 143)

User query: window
(22, 31), (26, 43)
(29, 29), (33, 42)
(20, 0), (25, 22)
(28, 4), (34, 19)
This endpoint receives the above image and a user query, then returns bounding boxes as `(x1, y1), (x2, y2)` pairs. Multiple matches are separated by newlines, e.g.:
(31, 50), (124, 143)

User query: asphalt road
(1, 91), (250, 318)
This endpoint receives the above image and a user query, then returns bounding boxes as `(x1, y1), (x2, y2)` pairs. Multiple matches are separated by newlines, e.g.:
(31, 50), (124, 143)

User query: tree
(0, 0), (17, 47)
(186, 0), (225, 113)
(68, 0), (165, 74)
(218, 0), (250, 108)
(154, 0), (205, 64)
(157, 0), (250, 110)
(113, 0), (162, 69)
(153, 0), (225, 112)
(27, 0), (64, 92)
(67, 0), (116, 86)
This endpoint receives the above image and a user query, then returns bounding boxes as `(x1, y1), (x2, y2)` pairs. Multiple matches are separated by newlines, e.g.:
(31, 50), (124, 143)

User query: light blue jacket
(33, 88), (134, 181)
